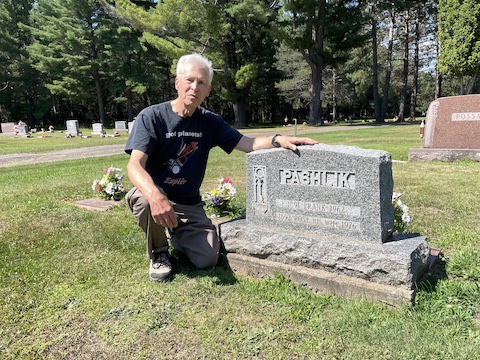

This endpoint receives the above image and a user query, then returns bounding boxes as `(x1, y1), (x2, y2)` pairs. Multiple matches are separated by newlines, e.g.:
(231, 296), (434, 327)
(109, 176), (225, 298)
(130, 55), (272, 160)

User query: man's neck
(171, 99), (196, 118)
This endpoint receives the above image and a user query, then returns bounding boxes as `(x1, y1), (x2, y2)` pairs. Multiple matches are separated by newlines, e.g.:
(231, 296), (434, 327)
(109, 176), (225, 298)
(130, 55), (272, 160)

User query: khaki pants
(126, 187), (220, 269)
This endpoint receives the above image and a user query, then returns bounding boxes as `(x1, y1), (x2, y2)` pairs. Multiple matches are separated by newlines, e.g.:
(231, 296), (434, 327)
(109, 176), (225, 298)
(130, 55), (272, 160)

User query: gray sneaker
(149, 252), (173, 281)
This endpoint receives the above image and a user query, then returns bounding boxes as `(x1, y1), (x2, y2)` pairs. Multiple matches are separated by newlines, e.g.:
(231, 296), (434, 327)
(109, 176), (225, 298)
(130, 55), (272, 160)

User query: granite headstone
(220, 144), (430, 303)
(18, 124), (30, 137)
(92, 123), (103, 135)
(409, 95), (480, 161)
(66, 120), (79, 136)
(1, 122), (15, 134)
(115, 121), (126, 131)
(128, 120), (135, 133)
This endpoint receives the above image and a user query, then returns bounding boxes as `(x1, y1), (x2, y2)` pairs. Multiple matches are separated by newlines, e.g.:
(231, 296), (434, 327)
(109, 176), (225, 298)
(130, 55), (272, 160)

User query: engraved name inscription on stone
(275, 212), (361, 232)
(276, 199), (360, 218)
(279, 169), (355, 189)
(451, 112), (480, 121)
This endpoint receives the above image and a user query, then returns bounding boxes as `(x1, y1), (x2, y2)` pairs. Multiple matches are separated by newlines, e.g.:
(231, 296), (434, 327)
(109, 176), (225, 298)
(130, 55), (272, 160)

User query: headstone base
(408, 148), (480, 162)
(219, 219), (430, 303)
(226, 253), (414, 306)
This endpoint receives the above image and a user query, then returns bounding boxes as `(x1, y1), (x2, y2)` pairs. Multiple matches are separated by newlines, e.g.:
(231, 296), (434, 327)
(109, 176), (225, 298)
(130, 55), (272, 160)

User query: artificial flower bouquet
(202, 177), (245, 219)
(92, 166), (126, 201)
(392, 192), (412, 233)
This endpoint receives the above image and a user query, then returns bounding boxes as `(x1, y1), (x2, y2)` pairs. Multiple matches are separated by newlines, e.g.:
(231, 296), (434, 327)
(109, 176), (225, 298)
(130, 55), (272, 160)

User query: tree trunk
(397, 12), (409, 123)
(371, 7), (382, 123)
(127, 88), (133, 122)
(381, 9), (395, 122)
(434, 7), (442, 99)
(307, 0), (326, 126)
(233, 96), (248, 128)
(332, 69), (337, 122)
(410, 11), (420, 121)
(309, 64), (324, 126)
(93, 69), (106, 124)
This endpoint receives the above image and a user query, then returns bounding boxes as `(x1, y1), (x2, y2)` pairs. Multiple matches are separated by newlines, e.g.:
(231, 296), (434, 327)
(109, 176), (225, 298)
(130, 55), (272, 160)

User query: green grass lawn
(1, 124), (479, 359)
(0, 127), (127, 154)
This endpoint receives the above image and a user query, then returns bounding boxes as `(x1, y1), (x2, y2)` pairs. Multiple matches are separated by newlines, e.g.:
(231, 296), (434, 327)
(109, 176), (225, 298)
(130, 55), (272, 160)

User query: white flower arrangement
(92, 166), (126, 201)
(392, 192), (412, 233)
(202, 177), (245, 219)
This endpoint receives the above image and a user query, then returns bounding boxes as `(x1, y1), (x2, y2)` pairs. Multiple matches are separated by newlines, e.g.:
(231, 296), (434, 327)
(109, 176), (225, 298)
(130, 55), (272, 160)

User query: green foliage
(0, 0), (45, 122)
(280, 0), (367, 124)
(135, 0), (283, 127)
(438, 0), (480, 79)
(275, 44), (311, 111)
(234, 64), (258, 90)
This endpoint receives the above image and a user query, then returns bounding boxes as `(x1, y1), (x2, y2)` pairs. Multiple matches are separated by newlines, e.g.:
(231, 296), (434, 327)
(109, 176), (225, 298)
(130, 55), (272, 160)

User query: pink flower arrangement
(202, 177), (244, 219)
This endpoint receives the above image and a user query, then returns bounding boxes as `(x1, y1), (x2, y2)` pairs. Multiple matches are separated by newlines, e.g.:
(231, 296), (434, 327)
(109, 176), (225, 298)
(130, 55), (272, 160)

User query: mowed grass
(0, 127), (129, 154)
(1, 123), (479, 359)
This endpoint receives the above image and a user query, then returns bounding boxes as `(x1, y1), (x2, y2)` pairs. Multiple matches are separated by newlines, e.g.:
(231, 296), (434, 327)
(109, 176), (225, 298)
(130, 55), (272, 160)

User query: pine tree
(0, 0), (41, 128)
(110, 0), (282, 127)
(281, 0), (367, 125)
(438, 0), (480, 94)
(28, 0), (116, 124)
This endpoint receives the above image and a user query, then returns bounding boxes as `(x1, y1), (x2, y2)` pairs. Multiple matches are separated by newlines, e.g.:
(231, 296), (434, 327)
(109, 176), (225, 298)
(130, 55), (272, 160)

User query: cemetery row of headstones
(8, 120), (136, 138)
(64, 120), (135, 138)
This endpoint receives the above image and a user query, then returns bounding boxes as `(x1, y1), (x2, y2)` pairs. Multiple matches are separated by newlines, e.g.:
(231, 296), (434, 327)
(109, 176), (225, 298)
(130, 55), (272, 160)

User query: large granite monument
(220, 144), (430, 305)
(409, 94), (480, 162)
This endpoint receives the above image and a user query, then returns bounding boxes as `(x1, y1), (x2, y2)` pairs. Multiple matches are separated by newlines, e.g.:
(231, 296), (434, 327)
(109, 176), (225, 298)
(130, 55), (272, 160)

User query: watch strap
(272, 134), (281, 148)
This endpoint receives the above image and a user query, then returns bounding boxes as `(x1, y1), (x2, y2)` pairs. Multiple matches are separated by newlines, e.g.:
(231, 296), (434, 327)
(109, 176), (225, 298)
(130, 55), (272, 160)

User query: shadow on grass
(169, 241), (238, 286)
(417, 251), (448, 293)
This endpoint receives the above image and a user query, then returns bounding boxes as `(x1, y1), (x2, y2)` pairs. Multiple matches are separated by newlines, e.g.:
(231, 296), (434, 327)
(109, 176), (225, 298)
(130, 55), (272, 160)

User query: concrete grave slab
(72, 198), (123, 211)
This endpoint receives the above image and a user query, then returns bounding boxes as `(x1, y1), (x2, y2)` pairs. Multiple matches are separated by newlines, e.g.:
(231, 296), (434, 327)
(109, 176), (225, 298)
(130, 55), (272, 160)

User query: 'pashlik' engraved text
(279, 169), (355, 189)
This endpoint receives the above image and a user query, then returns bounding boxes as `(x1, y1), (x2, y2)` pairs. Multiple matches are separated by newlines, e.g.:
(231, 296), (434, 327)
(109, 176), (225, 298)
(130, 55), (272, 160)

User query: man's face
(175, 63), (211, 109)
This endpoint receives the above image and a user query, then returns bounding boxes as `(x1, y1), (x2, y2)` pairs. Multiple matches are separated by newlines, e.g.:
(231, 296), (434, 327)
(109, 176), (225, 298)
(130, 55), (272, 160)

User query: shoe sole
(149, 272), (173, 282)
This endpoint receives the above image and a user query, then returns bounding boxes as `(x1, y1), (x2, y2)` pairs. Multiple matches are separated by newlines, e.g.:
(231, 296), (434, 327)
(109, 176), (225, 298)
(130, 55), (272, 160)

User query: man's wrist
(271, 134), (282, 148)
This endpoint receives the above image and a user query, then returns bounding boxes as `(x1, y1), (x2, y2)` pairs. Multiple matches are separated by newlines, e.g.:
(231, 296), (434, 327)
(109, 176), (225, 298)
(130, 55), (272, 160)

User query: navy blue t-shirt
(125, 102), (243, 205)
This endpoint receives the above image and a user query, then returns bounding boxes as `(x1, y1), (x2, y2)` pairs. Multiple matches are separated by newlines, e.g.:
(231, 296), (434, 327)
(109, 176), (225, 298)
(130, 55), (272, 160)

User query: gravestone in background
(1, 122), (15, 134)
(18, 125), (30, 137)
(220, 144), (430, 305)
(66, 120), (79, 136)
(115, 121), (126, 131)
(409, 94), (480, 162)
(128, 120), (135, 133)
(92, 123), (103, 135)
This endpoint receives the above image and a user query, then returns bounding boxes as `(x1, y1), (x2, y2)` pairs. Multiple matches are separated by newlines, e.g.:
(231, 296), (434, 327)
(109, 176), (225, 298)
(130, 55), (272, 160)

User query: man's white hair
(176, 53), (214, 86)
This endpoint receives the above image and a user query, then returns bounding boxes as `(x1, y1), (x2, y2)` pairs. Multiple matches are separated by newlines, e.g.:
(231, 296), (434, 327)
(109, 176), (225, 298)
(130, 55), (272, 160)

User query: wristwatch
(271, 134), (282, 148)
